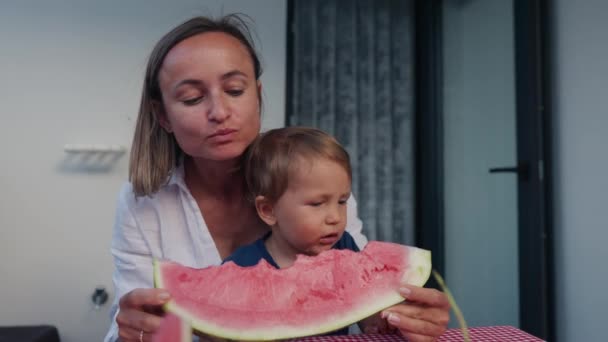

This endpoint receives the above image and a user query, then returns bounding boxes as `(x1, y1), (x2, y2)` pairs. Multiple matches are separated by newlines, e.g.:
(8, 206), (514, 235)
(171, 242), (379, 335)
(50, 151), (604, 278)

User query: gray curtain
(288, 0), (415, 244)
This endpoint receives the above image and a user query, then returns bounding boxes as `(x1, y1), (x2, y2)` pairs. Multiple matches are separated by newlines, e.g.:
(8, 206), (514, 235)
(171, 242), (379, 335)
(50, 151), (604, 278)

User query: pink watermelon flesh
(151, 312), (191, 342)
(154, 241), (431, 341)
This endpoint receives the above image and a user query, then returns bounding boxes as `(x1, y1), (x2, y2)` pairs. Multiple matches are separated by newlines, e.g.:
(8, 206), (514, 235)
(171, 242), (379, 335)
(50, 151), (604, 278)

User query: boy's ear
(255, 195), (277, 226)
(152, 100), (172, 133)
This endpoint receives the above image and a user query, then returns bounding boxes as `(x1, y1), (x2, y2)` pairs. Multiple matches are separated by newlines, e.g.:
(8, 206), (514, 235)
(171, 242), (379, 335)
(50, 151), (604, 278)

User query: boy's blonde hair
(244, 127), (351, 203)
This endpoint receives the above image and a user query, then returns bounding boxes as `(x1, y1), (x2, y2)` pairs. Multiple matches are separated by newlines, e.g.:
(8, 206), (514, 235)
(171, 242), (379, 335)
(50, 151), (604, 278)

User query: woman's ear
(152, 100), (172, 133)
(255, 195), (276, 226)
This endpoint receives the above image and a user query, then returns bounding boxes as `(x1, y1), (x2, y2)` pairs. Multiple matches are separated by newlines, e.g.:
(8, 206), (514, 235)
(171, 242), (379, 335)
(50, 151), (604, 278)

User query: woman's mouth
(208, 128), (237, 143)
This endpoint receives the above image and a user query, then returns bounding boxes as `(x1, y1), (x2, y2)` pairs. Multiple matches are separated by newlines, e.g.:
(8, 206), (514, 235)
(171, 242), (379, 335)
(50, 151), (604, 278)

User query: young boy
(224, 127), (389, 335)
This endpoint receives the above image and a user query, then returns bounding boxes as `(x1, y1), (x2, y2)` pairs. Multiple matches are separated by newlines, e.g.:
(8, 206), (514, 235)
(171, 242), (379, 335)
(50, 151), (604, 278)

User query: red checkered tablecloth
(289, 326), (544, 342)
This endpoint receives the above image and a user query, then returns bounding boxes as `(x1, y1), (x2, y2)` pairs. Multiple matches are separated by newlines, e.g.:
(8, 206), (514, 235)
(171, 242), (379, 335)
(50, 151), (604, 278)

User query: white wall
(0, 1), (285, 341)
(552, 0), (608, 341)
(7, 1), (606, 341)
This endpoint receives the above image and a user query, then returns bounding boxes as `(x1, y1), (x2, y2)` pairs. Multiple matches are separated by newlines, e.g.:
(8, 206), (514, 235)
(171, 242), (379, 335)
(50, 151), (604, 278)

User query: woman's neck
(184, 156), (244, 199)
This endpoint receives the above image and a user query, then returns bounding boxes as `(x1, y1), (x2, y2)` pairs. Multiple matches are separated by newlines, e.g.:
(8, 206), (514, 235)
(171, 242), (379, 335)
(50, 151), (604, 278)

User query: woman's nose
(208, 94), (230, 122)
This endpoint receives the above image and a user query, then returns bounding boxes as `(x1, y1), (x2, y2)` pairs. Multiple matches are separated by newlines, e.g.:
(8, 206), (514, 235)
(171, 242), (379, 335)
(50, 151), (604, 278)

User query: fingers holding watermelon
(117, 324), (152, 342)
(116, 288), (172, 341)
(359, 312), (397, 334)
(381, 285), (450, 341)
(119, 288), (171, 308)
(400, 284), (450, 309)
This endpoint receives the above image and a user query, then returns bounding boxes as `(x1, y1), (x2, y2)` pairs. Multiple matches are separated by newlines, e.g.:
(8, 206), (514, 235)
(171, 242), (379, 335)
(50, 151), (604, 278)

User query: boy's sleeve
(222, 252), (241, 265)
(223, 245), (262, 267)
(222, 250), (243, 266)
(338, 231), (360, 252)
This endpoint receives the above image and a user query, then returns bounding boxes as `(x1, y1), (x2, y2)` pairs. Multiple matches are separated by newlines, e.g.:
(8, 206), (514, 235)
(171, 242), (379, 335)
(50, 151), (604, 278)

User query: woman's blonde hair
(129, 14), (263, 197)
(244, 127), (352, 203)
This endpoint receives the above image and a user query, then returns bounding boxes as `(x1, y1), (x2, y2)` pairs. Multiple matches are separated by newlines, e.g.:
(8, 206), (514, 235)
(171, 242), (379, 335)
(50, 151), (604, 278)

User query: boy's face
(269, 157), (351, 256)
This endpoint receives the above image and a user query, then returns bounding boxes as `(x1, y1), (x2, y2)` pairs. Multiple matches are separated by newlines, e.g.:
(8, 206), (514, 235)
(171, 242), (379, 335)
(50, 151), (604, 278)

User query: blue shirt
(224, 231), (360, 267)
(223, 231), (360, 336)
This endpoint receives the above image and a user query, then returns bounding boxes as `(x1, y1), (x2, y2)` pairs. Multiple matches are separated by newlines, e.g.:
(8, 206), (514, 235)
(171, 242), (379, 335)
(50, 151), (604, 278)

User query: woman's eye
(338, 199), (348, 205)
(182, 96), (203, 106)
(226, 89), (244, 97)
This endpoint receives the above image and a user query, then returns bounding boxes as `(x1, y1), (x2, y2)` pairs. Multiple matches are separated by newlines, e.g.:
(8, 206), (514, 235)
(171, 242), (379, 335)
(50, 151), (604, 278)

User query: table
(290, 326), (544, 342)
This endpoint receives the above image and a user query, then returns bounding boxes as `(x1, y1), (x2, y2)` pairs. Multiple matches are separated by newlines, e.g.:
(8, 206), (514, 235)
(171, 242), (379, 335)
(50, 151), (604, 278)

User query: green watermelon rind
(153, 247), (431, 341)
(180, 316), (193, 342)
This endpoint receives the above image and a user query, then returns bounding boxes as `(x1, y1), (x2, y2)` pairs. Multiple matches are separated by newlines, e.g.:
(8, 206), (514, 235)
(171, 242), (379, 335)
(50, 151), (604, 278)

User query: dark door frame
(414, 0), (554, 340)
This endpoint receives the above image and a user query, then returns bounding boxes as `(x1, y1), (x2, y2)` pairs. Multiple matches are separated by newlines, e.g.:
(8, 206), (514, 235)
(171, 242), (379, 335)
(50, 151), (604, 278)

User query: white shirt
(103, 164), (368, 342)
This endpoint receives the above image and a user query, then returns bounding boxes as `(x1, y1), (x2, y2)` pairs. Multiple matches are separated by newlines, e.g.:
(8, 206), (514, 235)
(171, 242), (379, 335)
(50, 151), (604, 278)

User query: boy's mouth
(319, 233), (339, 245)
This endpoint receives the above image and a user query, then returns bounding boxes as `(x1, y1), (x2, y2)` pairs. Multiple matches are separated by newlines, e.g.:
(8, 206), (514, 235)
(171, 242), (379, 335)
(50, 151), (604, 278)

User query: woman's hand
(381, 285), (450, 342)
(116, 288), (171, 342)
(359, 312), (398, 334)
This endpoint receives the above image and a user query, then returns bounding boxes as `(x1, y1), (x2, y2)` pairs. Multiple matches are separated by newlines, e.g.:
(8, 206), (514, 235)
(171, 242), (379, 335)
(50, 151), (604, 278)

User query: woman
(105, 15), (449, 342)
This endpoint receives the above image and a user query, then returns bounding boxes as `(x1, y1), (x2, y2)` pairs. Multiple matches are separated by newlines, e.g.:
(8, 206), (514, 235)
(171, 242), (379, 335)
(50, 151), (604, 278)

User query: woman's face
(157, 32), (261, 162)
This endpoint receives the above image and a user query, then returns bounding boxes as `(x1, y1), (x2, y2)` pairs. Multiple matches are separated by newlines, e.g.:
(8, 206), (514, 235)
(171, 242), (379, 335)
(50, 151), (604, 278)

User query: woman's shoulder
(112, 178), (214, 266)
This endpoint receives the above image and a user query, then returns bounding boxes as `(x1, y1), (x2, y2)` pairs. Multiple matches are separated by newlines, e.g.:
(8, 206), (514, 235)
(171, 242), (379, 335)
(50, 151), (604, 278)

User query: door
(415, 0), (552, 339)
(442, 0), (520, 329)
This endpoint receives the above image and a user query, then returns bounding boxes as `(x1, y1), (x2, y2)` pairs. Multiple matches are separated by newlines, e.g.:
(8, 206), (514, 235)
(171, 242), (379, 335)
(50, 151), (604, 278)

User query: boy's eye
(309, 201), (323, 207)
(338, 199), (348, 205)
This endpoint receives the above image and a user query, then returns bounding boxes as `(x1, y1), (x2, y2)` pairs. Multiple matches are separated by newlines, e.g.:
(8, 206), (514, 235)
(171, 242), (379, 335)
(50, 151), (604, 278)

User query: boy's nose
(325, 206), (343, 225)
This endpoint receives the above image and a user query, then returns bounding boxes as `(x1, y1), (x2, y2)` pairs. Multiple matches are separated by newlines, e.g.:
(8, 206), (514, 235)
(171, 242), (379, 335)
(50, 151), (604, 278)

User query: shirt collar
(167, 159), (188, 191)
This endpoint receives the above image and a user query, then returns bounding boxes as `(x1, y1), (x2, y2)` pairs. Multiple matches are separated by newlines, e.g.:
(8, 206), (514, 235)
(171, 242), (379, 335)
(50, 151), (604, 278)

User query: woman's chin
(189, 145), (247, 162)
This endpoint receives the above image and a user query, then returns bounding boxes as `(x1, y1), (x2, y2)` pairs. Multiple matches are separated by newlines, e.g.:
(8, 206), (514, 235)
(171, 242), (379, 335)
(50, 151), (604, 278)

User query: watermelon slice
(151, 312), (192, 342)
(154, 241), (431, 341)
